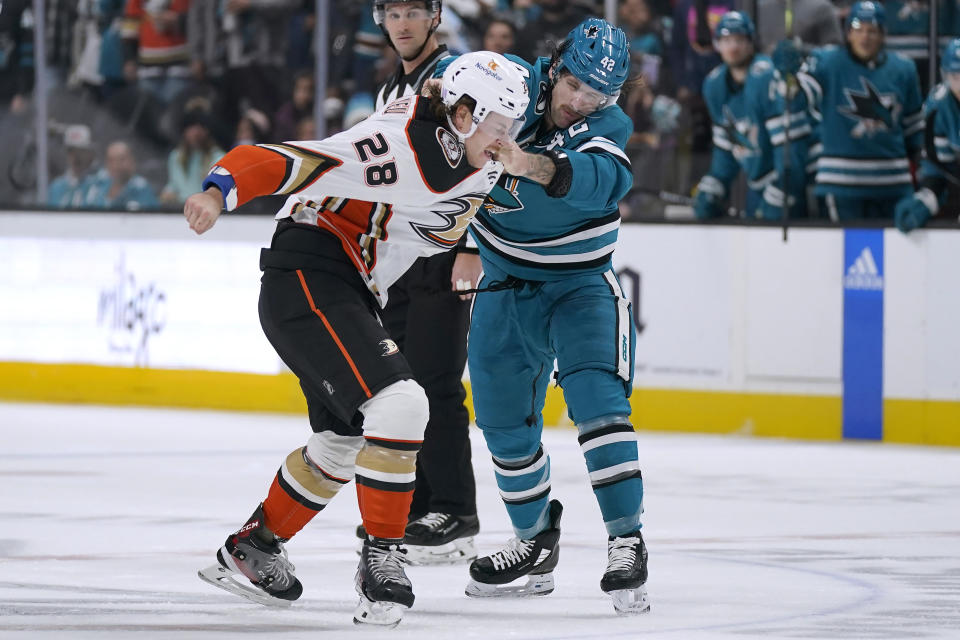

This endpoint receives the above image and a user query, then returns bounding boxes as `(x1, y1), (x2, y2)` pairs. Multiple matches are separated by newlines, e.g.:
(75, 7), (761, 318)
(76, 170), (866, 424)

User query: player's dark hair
(424, 83), (477, 123)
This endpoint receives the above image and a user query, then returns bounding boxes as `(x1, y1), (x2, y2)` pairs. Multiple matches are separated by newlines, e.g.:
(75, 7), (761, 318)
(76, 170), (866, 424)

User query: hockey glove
(693, 176), (726, 219)
(772, 39), (803, 78)
(894, 188), (938, 233)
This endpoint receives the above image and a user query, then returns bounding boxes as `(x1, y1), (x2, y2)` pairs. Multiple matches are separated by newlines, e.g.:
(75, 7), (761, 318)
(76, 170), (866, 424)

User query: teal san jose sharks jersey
(919, 82), (960, 198)
(798, 45), (924, 199)
(745, 62), (820, 218)
(701, 55), (778, 206)
(470, 55), (634, 281)
(885, 1), (959, 60)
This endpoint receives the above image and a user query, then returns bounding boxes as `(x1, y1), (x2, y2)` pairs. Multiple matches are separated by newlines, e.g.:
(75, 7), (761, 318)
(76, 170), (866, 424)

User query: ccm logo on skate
(238, 520), (261, 535)
(380, 339), (400, 356)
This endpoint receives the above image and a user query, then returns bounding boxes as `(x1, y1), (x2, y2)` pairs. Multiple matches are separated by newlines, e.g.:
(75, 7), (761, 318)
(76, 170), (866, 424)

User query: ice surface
(1, 402), (959, 639)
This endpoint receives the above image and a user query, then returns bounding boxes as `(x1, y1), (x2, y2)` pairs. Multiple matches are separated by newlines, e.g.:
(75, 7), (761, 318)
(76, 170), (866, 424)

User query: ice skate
(404, 512), (479, 565)
(601, 530), (650, 615)
(465, 499), (562, 598)
(353, 537), (415, 627)
(198, 504), (303, 607)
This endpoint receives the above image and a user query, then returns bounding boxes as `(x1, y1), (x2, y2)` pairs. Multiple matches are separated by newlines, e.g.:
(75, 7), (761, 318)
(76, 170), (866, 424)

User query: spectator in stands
(233, 108), (271, 148)
(186, 0), (225, 84)
(86, 140), (158, 210)
(482, 17), (517, 55)
(221, 0), (299, 131)
(756, 0), (843, 53)
(295, 114), (316, 141)
(161, 107), (225, 205)
(120, 0), (191, 106)
(621, 0), (665, 77)
(48, 125), (99, 209)
(670, 0), (735, 196)
(273, 71), (314, 143)
(514, 0), (591, 62)
(342, 92), (375, 129)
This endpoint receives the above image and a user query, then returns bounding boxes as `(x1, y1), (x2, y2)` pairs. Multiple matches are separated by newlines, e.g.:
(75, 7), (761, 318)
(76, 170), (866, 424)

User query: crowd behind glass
(0, 0), (955, 225)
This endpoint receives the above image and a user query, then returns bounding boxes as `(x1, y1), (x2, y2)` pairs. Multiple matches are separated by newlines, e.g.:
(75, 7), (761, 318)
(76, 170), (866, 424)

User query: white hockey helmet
(441, 51), (529, 141)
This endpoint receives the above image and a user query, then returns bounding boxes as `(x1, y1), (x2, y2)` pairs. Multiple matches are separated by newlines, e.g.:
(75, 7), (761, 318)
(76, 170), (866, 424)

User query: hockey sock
(355, 438), (419, 539)
(262, 447), (349, 540)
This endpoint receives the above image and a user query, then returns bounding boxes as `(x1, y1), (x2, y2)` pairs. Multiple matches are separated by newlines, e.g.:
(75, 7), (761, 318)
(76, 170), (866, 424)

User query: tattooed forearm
(523, 153), (557, 186)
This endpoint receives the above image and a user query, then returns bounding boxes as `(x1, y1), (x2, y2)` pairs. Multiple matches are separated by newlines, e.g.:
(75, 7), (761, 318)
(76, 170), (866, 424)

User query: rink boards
(1, 211), (958, 446)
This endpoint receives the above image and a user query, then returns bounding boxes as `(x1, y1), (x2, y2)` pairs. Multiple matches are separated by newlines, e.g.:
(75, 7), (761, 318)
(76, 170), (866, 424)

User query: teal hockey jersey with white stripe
(469, 55), (634, 282)
(918, 82), (960, 198)
(743, 60), (818, 218)
(701, 55), (777, 209)
(884, 0), (958, 61)
(798, 45), (924, 199)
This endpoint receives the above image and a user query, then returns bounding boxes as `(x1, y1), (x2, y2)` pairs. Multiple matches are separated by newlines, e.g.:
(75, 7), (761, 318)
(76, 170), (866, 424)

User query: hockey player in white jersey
(358, 0), (485, 567)
(185, 51), (528, 627)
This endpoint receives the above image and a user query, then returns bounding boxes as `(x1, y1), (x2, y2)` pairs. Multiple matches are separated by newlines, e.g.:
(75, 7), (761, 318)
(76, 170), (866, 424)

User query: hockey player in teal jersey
(897, 37), (960, 232)
(883, 0), (959, 91)
(444, 18), (649, 615)
(797, 1), (925, 220)
(752, 40), (821, 219)
(693, 11), (777, 219)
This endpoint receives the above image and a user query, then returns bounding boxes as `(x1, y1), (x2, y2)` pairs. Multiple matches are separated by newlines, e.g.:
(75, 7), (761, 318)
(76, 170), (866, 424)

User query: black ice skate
(465, 499), (562, 598)
(353, 537), (415, 627)
(404, 512), (479, 565)
(601, 530), (650, 615)
(197, 504), (303, 607)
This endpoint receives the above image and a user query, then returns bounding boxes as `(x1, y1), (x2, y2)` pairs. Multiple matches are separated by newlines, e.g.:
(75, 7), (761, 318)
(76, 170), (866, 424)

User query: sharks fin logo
(483, 177), (525, 214)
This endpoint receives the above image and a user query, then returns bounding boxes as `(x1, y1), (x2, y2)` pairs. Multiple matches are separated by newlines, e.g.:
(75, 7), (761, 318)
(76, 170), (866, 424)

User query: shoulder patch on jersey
(406, 98), (480, 192)
(436, 128), (464, 168)
(707, 66), (725, 81)
(384, 96), (415, 115)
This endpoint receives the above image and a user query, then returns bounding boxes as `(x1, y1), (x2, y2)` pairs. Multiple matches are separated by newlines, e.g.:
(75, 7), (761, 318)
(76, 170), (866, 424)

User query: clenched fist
(183, 186), (224, 234)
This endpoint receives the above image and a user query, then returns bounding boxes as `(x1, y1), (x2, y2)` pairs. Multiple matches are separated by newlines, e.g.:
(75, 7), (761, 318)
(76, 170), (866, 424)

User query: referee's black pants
(382, 250), (477, 518)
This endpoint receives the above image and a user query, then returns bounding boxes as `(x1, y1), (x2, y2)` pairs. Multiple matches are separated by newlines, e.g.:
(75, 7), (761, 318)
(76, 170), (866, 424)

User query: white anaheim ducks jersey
(204, 95), (502, 306)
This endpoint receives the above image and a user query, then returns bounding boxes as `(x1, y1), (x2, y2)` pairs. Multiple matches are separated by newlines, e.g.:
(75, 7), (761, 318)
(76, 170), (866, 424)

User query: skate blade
(353, 593), (408, 627)
(464, 572), (554, 598)
(609, 585), (650, 615)
(197, 563), (292, 608)
(406, 537), (477, 566)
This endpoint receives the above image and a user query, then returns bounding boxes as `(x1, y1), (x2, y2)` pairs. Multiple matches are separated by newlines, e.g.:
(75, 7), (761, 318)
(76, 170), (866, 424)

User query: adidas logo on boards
(844, 247), (883, 291)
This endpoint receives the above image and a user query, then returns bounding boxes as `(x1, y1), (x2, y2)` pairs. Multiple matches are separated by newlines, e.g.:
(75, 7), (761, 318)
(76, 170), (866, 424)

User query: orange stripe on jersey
(262, 476), (319, 540)
(214, 145), (292, 207)
(214, 144), (342, 208)
(315, 215), (370, 276)
(337, 200), (377, 235)
(296, 269), (373, 398)
(356, 483), (414, 539)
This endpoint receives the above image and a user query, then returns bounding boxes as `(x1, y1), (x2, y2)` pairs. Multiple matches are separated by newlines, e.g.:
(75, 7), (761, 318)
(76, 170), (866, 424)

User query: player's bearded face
(549, 71), (608, 128)
(847, 23), (883, 61)
(715, 34), (753, 69)
(383, 3), (436, 60)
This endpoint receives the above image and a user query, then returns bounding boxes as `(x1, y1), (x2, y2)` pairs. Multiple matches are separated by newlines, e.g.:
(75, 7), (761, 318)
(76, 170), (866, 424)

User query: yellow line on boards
(1, 362), (956, 446)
